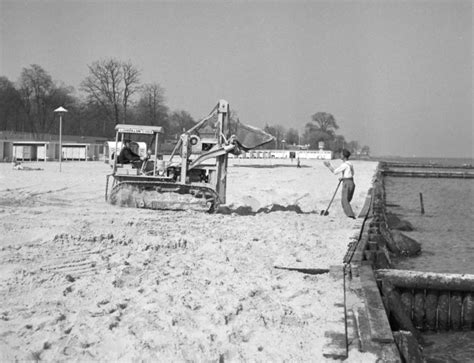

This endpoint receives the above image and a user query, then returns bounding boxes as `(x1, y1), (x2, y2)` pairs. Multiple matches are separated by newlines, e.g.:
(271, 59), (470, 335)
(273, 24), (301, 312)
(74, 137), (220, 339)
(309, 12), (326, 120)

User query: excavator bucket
(228, 118), (275, 152)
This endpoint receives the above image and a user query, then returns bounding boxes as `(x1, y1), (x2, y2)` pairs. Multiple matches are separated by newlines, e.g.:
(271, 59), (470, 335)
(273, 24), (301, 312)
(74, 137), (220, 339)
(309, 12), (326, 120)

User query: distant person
(12, 160), (43, 171)
(324, 149), (356, 219)
(12, 160), (24, 170)
(117, 139), (143, 167)
(297, 157), (301, 168)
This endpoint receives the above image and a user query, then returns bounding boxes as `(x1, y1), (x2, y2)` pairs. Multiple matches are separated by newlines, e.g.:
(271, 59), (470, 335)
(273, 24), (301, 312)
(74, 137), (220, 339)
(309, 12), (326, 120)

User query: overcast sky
(1, 0), (472, 158)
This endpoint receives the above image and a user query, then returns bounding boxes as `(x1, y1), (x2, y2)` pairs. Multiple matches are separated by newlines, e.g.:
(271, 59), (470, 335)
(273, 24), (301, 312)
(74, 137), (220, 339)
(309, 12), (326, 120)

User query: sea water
(384, 176), (474, 274)
(382, 157), (474, 362)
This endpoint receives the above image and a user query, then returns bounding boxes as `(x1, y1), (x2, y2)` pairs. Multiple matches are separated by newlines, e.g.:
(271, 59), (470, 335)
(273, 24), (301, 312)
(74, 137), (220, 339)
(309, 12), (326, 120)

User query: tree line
(0, 59), (369, 155)
(264, 112), (370, 156)
(0, 60), (193, 141)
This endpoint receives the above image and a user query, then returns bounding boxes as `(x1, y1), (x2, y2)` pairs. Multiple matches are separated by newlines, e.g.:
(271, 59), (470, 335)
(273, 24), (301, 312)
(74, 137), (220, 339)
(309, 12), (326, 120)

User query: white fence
(229, 149), (333, 160)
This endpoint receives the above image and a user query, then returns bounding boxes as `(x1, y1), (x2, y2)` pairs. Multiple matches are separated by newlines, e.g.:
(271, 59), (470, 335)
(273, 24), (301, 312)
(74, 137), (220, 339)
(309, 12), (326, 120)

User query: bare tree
(81, 59), (141, 133)
(18, 64), (57, 135)
(0, 76), (24, 131)
(122, 61), (141, 123)
(137, 83), (168, 127)
(264, 124), (287, 149)
(285, 128), (299, 145)
(168, 110), (196, 138)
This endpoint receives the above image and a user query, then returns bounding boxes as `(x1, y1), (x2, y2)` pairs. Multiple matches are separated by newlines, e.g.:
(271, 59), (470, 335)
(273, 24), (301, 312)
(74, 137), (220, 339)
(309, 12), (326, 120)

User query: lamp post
(54, 106), (68, 172)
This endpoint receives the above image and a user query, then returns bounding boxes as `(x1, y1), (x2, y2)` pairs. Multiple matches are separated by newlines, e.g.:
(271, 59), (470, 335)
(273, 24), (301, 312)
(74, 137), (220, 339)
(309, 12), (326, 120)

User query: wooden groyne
(380, 161), (474, 178)
(383, 170), (474, 178)
(321, 180), (401, 361)
(343, 161), (474, 362)
(376, 269), (474, 332)
(341, 177), (402, 361)
(380, 161), (474, 170)
(359, 164), (474, 332)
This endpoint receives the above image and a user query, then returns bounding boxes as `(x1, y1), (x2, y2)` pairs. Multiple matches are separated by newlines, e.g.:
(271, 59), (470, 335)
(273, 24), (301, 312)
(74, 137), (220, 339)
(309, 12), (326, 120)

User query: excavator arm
(188, 136), (239, 170)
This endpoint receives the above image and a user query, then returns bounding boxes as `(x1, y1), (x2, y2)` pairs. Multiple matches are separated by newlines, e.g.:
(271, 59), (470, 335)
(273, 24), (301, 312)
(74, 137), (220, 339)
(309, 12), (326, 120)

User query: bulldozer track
(0, 238), (106, 288)
(108, 181), (220, 213)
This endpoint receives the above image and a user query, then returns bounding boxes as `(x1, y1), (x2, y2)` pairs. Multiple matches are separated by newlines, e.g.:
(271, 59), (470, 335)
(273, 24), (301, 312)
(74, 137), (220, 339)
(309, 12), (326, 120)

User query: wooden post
(425, 290), (438, 331)
(400, 290), (413, 319)
(381, 280), (423, 343)
(462, 293), (473, 330)
(393, 331), (424, 363)
(419, 193), (425, 214)
(413, 291), (425, 330)
(451, 292), (462, 330)
(215, 100), (229, 204)
(180, 134), (188, 183)
(154, 131), (159, 176)
(438, 291), (449, 331)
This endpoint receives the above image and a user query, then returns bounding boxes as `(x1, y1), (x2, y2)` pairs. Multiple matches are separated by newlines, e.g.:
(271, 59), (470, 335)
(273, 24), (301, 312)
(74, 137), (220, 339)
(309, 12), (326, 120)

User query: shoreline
(353, 162), (474, 362)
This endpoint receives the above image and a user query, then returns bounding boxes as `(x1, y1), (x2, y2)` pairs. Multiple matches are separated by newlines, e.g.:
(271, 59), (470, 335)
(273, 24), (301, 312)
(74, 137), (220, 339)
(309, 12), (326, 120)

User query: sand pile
(0, 158), (378, 361)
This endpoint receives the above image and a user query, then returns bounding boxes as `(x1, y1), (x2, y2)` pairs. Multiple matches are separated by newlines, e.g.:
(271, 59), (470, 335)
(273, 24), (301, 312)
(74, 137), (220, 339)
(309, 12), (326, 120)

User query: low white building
(229, 149), (333, 160)
(0, 131), (107, 162)
(12, 141), (56, 161)
(62, 143), (102, 161)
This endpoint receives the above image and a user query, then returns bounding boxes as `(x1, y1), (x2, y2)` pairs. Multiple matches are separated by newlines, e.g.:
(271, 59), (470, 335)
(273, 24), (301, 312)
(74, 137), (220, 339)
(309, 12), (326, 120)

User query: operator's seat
(116, 151), (128, 165)
(117, 141), (140, 165)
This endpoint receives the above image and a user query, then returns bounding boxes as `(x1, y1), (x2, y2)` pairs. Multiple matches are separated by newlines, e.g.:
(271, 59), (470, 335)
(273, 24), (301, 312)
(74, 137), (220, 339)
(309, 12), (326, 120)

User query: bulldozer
(105, 99), (273, 212)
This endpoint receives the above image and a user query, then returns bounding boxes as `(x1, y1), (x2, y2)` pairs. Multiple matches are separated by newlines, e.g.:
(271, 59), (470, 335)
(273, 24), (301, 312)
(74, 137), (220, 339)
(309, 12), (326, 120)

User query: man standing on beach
(324, 149), (356, 219)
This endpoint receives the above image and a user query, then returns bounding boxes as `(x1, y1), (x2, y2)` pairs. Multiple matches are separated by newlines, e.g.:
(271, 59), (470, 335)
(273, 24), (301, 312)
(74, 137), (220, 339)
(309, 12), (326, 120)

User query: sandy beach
(0, 158), (378, 362)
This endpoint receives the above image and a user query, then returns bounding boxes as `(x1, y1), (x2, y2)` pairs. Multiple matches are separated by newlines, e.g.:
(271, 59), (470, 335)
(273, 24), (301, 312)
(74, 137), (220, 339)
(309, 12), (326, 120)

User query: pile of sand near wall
(0, 158), (378, 362)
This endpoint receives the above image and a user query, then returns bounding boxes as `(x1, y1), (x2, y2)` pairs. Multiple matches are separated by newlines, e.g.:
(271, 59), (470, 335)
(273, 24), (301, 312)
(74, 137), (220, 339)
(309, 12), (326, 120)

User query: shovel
(321, 179), (342, 216)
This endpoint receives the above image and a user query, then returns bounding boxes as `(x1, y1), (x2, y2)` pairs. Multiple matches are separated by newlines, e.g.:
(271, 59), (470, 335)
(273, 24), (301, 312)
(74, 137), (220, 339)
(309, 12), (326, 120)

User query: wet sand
(0, 158), (378, 361)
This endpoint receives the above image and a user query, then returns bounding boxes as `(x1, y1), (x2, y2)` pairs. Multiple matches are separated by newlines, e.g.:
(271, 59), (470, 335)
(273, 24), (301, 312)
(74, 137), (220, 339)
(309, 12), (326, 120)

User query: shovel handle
(322, 179), (342, 215)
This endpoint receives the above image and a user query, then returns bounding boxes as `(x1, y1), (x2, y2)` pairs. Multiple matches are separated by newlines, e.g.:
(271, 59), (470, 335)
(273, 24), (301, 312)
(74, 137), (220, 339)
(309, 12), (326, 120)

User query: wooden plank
(353, 293), (401, 362)
(381, 281), (423, 342)
(378, 344), (403, 363)
(358, 188), (372, 218)
(364, 250), (376, 263)
(354, 305), (373, 352)
(359, 265), (394, 343)
(273, 266), (329, 275)
(350, 221), (370, 265)
(393, 331), (423, 363)
(343, 240), (358, 264)
(345, 308), (358, 348)
(382, 162), (474, 170)
(382, 170), (474, 178)
(323, 331), (348, 360)
(375, 269), (474, 292)
(348, 267), (401, 362)
(322, 265), (348, 359)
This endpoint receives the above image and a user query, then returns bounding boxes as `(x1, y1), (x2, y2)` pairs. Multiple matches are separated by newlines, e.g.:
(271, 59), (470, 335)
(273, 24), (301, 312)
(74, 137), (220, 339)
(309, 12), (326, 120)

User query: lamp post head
(54, 106), (68, 114)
